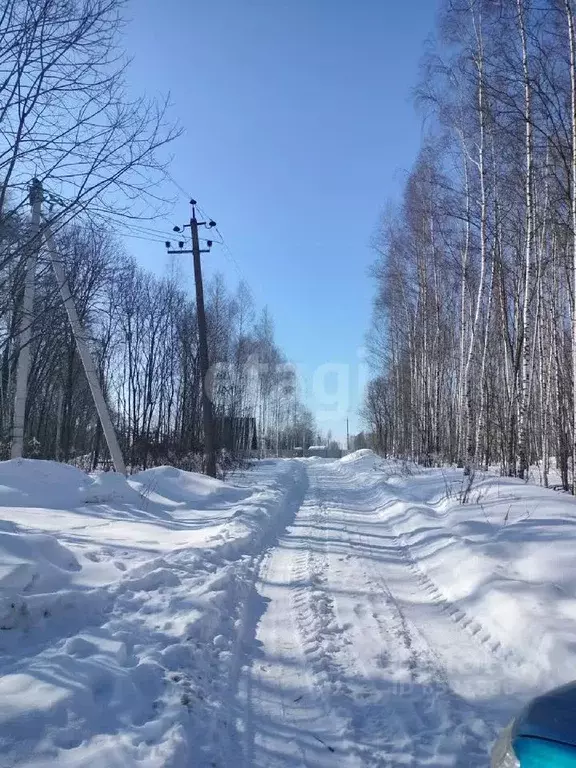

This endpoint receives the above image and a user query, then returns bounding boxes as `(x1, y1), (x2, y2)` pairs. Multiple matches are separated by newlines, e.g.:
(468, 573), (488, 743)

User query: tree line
(365, 0), (576, 490)
(1, 220), (315, 469)
(0, 0), (315, 472)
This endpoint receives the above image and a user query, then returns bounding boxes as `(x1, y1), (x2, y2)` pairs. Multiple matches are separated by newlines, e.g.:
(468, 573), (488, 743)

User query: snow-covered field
(0, 451), (575, 766)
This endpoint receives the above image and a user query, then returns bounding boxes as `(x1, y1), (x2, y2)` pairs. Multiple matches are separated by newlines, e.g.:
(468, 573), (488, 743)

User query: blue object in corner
(513, 681), (576, 747)
(512, 681), (576, 765)
(514, 737), (576, 766)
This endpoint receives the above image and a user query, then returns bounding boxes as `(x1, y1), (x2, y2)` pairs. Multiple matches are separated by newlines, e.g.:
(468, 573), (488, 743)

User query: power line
(165, 171), (194, 202)
(120, 232), (174, 245)
(213, 226), (245, 280)
(119, 225), (214, 245)
(26, 181), (241, 273)
(89, 210), (214, 246)
(194, 202), (246, 282)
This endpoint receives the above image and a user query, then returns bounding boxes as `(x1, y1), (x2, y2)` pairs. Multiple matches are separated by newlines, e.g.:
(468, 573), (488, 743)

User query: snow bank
(130, 464), (250, 508)
(340, 448), (376, 463)
(0, 529), (79, 596)
(399, 475), (576, 689)
(0, 458), (89, 508)
(83, 470), (144, 505)
(339, 448), (414, 475)
(334, 455), (576, 694)
(0, 457), (304, 767)
(339, 448), (387, 473)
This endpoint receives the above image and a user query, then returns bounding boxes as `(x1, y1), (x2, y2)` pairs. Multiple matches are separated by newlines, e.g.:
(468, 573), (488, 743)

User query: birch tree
(365, 0), (576, 491)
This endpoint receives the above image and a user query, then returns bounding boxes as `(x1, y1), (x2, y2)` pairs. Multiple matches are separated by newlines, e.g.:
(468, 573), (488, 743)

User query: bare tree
(0, 0), (179, 225)
(364, 0), (576, 492)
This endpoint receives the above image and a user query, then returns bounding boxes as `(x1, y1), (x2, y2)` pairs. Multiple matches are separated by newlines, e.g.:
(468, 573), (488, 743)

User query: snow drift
(0, 457), (304, 767)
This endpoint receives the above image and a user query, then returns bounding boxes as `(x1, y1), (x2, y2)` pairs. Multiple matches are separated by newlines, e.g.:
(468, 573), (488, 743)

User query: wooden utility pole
(346, 417), (350, 452)
(167, 200), (217, 477)
(11, 179), (43, 459)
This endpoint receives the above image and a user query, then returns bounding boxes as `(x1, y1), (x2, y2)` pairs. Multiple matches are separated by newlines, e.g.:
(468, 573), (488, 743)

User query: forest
(365, 0), (576, 490)
(0, 0), (315, 472)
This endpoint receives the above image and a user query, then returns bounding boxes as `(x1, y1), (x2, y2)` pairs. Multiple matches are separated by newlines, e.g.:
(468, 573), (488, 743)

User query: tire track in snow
(290, 466), (455, 766)
(286, 481), (365, 764)
(304, 461), (502, 766)
(379, 476), (542, 692)
(237, 463), (360, 768)
(291, 490), (348, 694)
(392, 526), (514, 662)
(376, 472), (539, 678)
(239, 459), (525, 767)
(350, 527), (498, 766)
(239, 547), (307, 768)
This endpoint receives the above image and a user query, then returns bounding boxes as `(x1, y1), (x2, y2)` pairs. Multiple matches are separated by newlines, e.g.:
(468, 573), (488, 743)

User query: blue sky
(123, 0), (439, 444)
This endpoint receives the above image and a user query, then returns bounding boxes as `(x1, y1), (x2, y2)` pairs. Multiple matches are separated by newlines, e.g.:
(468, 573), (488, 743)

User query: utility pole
(167, 200), (217, 477)
(346, 417), (350, 453)
(43, 223), (126, 475)
(11, 179), (126, 473)
(11, 179), (43, 459)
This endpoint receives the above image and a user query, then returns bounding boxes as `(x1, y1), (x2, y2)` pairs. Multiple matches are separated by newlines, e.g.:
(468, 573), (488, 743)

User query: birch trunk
(516, 0), (534, 480)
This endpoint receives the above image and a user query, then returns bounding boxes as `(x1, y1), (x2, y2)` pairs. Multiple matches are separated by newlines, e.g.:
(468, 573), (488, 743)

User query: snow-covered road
(239, 457), (523, 767)
(2, 451), (576, 766)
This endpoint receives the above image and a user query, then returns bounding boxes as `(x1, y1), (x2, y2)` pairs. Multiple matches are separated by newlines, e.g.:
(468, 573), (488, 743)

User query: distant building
(307, 445), (328, 458)
(306, 444), (343, 459)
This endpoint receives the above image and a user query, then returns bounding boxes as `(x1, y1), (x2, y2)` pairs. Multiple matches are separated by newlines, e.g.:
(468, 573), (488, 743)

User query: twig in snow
(313, 735), (335, 753)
